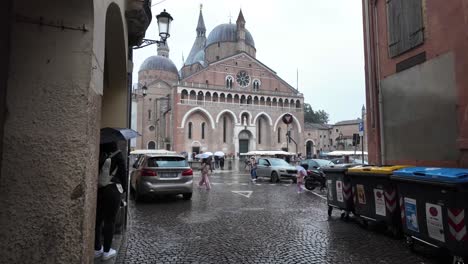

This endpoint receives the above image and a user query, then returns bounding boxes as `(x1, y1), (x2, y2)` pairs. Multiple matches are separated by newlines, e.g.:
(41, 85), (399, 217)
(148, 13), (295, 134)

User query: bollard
(228, 160), (232, 170)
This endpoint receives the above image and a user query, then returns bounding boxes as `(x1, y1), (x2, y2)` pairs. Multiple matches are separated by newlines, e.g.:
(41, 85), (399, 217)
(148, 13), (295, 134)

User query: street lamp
(134, 9), (174, 49)
(142, 84), (148, 97)
(156, 9), (173, 41)
(361, 104), (366, 164)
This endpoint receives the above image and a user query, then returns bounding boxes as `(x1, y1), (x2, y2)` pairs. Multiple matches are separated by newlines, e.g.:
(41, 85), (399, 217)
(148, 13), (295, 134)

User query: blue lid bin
(391, 167), (468, 262)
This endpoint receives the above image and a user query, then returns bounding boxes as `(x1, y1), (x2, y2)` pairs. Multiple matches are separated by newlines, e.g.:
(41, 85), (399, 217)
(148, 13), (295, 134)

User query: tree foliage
(303, 103), (330, 124)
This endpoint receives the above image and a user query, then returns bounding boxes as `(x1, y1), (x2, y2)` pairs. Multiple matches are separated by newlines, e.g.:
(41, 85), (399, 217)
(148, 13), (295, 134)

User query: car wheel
(182, 193), (192, 200)
(271, 172), (279, 183)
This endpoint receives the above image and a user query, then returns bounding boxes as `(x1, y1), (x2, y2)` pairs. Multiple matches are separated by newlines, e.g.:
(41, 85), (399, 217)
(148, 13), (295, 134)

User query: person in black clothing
(94, 141), (127, 260)
(219, 157), (225, 170)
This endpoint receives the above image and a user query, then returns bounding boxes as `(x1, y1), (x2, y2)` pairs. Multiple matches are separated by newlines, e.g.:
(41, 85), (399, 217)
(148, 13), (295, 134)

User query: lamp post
(134, 9), (174, 49)
(361, 104), (366, 164)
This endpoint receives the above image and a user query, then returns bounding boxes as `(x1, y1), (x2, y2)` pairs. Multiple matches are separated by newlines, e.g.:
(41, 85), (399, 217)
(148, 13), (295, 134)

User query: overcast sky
(132, 0), (365, 124)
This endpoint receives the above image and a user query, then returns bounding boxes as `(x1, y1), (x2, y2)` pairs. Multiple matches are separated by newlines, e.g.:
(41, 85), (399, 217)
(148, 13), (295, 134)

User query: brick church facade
(136, 8), (304, 157)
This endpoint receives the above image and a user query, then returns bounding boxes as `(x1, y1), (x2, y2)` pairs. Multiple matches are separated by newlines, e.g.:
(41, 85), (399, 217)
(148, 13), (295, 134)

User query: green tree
(303, 103), (330, 124)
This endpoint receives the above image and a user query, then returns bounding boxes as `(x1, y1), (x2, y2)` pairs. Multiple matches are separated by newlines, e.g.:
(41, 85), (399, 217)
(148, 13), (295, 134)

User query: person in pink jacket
(199, 158), (211, 190)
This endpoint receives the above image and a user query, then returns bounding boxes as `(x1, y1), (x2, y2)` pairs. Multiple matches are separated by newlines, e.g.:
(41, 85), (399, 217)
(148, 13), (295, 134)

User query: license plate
(159, 173), (177, 178)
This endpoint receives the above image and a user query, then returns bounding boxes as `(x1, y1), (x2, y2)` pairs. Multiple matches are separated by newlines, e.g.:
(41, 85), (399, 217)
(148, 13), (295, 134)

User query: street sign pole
(360, 121), (364, 164)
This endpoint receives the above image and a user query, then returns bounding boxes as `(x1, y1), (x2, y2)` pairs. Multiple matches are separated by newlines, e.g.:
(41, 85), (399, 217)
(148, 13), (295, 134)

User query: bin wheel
(340, 211), (350, 221)
(405, 236), (415, 252)
(358, 217), (368, 229)
(388, 226), (402, 239)
(452, 256), (467, 264)
(328, 206), (333, 216)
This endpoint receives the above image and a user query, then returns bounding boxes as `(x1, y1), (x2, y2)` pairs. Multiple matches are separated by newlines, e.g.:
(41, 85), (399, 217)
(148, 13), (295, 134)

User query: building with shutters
(362, 0), (468, 167)
(136, 7), (305, 157)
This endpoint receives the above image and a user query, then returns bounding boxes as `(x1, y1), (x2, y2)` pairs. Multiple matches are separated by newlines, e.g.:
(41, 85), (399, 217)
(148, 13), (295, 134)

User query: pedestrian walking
(219, 156), (225, 170)
(296, 163), (307, 193)
(250, 156), (257, 183)
(95, 141), (126, 260)
(199, 158), (211, 190)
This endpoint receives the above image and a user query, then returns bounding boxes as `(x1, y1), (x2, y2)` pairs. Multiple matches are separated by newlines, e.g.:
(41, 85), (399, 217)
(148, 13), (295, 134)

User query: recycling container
(347, 165), (411, 236)
(391, 167), (468, 263)
(323, 164), (360, 219)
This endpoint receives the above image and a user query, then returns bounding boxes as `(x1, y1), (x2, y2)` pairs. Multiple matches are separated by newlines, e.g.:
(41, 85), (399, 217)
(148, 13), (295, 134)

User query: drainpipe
(372, 1), (385, 165)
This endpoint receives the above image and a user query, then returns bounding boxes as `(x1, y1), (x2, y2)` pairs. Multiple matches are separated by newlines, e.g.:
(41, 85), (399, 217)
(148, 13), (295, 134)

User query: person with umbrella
(95, 128), (139, 260)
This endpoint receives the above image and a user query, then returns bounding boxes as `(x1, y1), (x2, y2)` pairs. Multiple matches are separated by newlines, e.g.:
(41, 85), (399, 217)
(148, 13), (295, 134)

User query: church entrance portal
(238, 130), (251, 154)
(306, 141), (313, 158)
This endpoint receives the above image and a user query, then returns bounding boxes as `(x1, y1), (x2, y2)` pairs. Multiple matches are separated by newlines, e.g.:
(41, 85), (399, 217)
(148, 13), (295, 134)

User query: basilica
(135, 8), (305, 157)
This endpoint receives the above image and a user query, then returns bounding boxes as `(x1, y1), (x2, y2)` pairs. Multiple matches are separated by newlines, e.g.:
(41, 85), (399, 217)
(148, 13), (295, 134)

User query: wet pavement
(116, 163), (445, 264)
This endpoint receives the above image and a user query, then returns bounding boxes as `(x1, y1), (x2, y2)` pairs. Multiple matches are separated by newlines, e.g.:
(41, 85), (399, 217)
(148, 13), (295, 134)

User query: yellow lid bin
(347, 165), (412, 175)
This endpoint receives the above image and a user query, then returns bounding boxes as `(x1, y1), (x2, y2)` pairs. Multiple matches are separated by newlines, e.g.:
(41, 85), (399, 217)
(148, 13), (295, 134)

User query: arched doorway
(238, 130), (252, 154)
(306, 140), (314, 158)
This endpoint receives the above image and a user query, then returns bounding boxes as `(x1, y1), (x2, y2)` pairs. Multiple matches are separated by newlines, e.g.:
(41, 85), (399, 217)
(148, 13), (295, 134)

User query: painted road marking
(232, 191), (253, 198)
(301, 186), (327, 200)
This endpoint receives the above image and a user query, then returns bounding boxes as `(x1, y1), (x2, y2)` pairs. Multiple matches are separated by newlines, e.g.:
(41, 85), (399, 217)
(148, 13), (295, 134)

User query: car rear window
(147, 156), (187, 167)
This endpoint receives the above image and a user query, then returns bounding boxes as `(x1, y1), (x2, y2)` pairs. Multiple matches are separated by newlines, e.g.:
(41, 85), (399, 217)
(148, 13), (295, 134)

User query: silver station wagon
(256, 158), (298, 183)
(130, 150), (193, 201)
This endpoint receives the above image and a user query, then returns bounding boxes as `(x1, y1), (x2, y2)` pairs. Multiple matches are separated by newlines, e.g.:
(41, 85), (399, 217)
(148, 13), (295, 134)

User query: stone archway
(306, 140), (314, 158)
(238, 130), (252, 154)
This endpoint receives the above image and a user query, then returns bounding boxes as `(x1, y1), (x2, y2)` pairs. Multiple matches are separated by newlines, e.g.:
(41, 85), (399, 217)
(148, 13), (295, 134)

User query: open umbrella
(214, 151), (225, 157)
(195, 152), (213, 159)
(100, 127), (141, 144)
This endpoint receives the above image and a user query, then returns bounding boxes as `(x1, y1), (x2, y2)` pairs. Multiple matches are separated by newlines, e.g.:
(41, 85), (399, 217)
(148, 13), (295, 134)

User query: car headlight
(279, 170), (286, 172)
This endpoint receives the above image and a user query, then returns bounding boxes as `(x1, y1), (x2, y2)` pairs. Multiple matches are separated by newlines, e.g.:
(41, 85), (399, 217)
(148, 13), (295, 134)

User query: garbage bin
(347, 165), (411, 236)
(323, 164), (360, 219)
(391, 167), (468, 263)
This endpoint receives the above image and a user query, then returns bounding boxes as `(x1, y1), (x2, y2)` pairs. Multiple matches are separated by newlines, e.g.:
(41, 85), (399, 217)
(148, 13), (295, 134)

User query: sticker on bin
(425, 203), (445, 242)
(384, 189), (397, 213)
(327, 180), (333, 200)
(405, 198), (419, 232)
(336, 181), (343, 202)
(448, 208), (466, 241)
(357, 184), (366, 204)
(343, 182), (352, 201)
(374, 189), (386, 216)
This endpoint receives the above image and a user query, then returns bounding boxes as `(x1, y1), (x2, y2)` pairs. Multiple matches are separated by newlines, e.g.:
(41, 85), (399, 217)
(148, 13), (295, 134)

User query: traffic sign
(359, 122), (364, 136)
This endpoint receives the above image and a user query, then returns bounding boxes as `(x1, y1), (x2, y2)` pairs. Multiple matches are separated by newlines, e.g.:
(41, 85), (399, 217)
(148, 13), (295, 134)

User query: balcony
(178, 83), (303, 98)
(179, 99), (303, 112)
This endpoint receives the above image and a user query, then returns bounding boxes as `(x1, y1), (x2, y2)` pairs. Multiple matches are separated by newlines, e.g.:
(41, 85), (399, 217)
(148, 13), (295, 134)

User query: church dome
(206, 23), (255, 48)
(139, 56), (178, 75)
(193, 50), (205, 63)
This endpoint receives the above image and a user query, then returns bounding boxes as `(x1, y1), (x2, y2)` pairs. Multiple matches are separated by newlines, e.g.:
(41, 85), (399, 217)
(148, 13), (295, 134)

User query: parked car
(130, 152), (193, 201)
(300, 159), (334, 170)
(330, 157), (368, 165)
(256, 158), (298, 183)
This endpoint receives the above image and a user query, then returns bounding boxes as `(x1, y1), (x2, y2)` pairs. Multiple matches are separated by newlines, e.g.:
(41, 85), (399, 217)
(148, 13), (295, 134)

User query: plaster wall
(363, 0), (468, 166)
(0, 0), (128, 263)
(381, 52), (458, 164)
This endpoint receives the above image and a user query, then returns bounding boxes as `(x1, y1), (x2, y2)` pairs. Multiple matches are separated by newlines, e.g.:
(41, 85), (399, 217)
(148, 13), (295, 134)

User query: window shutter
(386, 0), (402, 57)
(404, 0), (424, 49)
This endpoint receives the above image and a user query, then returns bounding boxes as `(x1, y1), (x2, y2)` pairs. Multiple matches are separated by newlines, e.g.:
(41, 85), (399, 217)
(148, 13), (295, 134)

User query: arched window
(188, 122), (192, 139)
(253, 80), (260, 91)
(148, 141), (156, 149)
(258, 119), (262, 144)
(201, 122), (205, 139)
(223, 116), (227, 143)
(226, 76), (233, 89)
(278, 127), (281, 143)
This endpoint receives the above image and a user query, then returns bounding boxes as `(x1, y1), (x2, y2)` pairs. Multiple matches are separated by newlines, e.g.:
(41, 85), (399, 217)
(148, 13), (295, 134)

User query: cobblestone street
(117, 166), (444, 264)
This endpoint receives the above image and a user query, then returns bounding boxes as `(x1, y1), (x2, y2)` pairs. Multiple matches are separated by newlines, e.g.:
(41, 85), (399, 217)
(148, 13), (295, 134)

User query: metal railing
(179, 99), (303, 112)
(178, 82), (303, 98)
